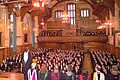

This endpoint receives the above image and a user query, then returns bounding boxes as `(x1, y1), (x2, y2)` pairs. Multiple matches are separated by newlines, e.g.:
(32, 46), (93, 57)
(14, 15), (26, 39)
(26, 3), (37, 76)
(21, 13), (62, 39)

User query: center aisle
(82, 52), (93, 74)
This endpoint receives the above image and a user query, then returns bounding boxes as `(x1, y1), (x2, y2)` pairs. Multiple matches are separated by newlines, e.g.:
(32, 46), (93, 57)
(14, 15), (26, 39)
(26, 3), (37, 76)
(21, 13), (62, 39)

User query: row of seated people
(39, 30), (105, 37)
(39, 30), (62, 36)
(90, 50), (120, 80)
(82, 30), (106, 36)
(0, 53), (22, 72)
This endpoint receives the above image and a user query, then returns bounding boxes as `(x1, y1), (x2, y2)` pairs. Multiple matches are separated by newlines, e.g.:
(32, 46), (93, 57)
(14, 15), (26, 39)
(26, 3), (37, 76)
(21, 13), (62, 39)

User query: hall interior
(0, 0), (120, 80)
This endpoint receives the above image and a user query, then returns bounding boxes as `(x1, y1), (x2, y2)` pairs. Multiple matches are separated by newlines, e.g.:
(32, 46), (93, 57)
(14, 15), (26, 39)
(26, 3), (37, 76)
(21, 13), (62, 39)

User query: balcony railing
(39, 29), (106, 36)
(37, 36), (108, 43)
(38, 29), (107, 43)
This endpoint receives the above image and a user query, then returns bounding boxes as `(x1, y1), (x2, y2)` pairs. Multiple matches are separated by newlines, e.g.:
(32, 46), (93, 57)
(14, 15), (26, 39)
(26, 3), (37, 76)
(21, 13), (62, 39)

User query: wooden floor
(0, 71), (24, 80)
(82, 52), (93, 74)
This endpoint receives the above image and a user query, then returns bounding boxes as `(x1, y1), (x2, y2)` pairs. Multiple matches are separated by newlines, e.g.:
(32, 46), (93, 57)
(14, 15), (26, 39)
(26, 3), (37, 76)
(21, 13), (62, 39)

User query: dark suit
(22, 50), (32, 80)
(106, 72), (116, 80)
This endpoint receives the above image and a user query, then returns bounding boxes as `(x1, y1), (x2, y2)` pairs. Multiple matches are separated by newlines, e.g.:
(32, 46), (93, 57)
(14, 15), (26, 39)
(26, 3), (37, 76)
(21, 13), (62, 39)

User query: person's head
(95, 65), (101, 72)
(40, 64), (47, 73)
(110, 65), (119, 75)
(82, 68), (88, 76)
(31, 62), (36, 69)
(67, 64), (73, 72)
(54, 65), (59, 73)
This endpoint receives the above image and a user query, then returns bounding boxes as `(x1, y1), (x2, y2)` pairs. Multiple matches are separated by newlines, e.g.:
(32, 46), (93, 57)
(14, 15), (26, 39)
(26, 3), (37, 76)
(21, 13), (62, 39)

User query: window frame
(24, 33), (28, 43)
(67, 3), (76, 25)
(55, 10), (63, 20)
(119, 10), (120, 29)
(118, 34), (120, 46)
(80, 8), (90, 18)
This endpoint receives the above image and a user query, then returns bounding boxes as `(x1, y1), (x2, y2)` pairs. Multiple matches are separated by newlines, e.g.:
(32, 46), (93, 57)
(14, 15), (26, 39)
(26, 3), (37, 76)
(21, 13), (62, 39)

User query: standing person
(66, 64), (76, 80)
(79, 68), (90, 80)
(93, 65), (105, 80)
(28, 62), (37, 80)
(106, 67), (116, 80)
(38, 64), (48, 80)
(51, 65), (63, 80)
(22, 49), (32, 80)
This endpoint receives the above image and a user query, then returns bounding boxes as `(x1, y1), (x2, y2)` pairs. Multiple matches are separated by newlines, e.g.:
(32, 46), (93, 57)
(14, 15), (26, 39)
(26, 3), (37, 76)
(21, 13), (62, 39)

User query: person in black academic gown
(106, 68), (116, 80)
(22, 49), (32, 80)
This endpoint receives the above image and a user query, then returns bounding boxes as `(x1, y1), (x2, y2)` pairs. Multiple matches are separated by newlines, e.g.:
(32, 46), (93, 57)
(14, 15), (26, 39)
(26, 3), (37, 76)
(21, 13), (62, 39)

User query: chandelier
(32, 0), (51, 8)
(61, 11), (69, 23)
(32, 0), (44, 8)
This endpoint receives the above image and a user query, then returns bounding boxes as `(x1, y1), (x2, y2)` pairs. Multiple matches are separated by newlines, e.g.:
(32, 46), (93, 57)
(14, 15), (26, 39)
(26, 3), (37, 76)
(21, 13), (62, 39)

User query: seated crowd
(39, 29), (105, 37)
(0, 48), (84, 79)
(39, 30), (62, 36)
(0, 53), (22, 72)
(0, 48), (120, 80)
(31, 48), (84, 74)
(82, 30), (106, 36)
(90, 50), (120, 80)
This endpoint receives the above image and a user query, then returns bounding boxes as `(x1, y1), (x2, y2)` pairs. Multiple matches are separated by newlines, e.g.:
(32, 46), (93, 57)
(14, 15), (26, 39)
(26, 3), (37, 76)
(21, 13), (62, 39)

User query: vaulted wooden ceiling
(0, 0), (120, 21)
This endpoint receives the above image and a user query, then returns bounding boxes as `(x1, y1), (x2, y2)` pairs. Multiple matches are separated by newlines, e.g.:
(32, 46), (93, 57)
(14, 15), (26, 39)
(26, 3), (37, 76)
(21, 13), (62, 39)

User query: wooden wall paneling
(0, 48), (4, 62)
(115, 47), (119, 58)
(17, 46), (22, 53)
(105, 43), (120, 58)
(0, 44), (39, 62)
(117, 47), (120, 58)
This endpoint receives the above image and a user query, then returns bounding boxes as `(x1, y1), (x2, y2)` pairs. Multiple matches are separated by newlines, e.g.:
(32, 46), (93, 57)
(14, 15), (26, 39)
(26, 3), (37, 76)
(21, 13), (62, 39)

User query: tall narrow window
(10, 14), (14, 48)
(119, 10), (120, 29)
(24, 33), (28, 43)
(0, 11), (2, 19)
(119, 10), (120, 19)
(0, 32), (1, 46)
(67, 3), (76, 25)
(119, 20), (120, 29)
(55, 10), (63, 19)
(118, 34), (120, 46)
(80, 9), (90, 18)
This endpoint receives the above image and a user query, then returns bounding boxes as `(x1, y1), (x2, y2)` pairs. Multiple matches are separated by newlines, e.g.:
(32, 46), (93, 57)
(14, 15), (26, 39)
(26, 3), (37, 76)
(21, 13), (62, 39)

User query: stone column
(30, 17), (35, 48)
(105, 25), (109, 35)
(16, 17), (22, 48)
(12, 13), (17, 53)
(34, 16), (39, 48)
